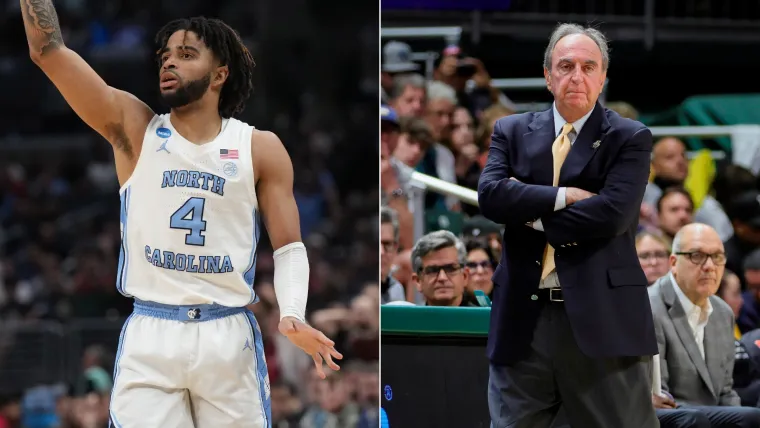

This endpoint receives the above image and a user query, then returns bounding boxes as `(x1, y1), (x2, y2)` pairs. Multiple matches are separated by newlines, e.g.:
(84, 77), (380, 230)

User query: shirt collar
(670, 272), (713, 321)
(552, 102), (594, 138)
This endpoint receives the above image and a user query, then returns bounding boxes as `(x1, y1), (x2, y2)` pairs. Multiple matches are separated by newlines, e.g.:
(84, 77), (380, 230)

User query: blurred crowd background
(0, 0), (379, 427)
(380, 0), (760, 419)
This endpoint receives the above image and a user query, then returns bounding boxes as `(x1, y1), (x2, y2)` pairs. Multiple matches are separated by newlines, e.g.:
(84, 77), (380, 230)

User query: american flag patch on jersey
(220, 149), (239, 159)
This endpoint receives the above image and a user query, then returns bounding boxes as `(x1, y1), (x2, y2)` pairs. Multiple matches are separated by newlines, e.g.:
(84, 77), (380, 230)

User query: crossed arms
(477, 119), (653, 246)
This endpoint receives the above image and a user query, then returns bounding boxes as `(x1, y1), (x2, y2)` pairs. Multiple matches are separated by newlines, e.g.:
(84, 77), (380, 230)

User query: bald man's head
(671, 223), (726, 305)
(652, 137), (688, 183)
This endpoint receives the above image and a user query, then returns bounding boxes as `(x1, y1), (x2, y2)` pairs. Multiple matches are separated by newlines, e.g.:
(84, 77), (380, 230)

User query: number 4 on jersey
(170, 197), (207, 246)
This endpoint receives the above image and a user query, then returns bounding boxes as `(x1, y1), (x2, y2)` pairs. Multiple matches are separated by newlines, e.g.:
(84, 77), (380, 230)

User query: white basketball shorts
(109, 299), (271, 428)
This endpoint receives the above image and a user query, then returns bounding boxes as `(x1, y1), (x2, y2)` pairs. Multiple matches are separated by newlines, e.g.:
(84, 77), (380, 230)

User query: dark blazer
(477, 102), (658, 364)
(649, 275), (740, 407)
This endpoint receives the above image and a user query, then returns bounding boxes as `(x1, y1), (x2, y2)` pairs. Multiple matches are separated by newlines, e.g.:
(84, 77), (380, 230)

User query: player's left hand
(279, 316), (343, 379)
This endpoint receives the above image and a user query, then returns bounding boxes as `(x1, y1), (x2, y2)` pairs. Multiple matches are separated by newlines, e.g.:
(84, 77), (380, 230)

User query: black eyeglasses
(419, 263), (463, 277)
(675, 251), (727, 266)
(466, 261), (493, 270)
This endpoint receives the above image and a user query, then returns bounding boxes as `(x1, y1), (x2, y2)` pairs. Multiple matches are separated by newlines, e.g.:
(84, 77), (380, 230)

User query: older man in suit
(478, 22), (658, 428)
(649, 223), (760, 427)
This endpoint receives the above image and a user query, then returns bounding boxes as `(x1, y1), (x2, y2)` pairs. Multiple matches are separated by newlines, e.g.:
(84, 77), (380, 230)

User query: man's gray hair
(410, 230), (467, 273)
(426, 80), (458, 105)
(380, 205), (400, 243)
(390, 73), (426, 100)
(543, 23), (610, 71)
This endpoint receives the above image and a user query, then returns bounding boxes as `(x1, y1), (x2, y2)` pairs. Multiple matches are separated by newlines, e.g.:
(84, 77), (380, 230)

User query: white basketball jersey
(117, 114), (260, 307)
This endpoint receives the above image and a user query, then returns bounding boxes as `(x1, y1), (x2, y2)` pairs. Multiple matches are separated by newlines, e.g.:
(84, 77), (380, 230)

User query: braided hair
(155, 17), (256, 118)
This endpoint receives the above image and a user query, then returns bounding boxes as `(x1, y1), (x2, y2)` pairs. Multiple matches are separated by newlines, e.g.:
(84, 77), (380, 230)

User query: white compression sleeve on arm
(272, 241), (309, 322)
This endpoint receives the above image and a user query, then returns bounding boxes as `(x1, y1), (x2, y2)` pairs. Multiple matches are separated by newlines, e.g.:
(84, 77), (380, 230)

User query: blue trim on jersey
(244, 311), (272, 428)
(116, 186), (131, 296)
(243, 209), (262, 304)
(109, 313), (135, 428)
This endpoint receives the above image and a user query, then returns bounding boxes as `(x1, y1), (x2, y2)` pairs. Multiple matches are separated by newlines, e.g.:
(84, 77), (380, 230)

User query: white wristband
(272, 242), (309, 323)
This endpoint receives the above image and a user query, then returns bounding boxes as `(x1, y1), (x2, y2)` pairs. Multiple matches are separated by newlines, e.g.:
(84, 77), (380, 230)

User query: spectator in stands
(644, 137), (734, 241)
(414, 80), (458, 212)
(476, 103), (514, 168)
(381, 41), (421, 103)
(649, 223), (760, 426)
(0, 393), (20, 428)
(432, 45), (503, 119)
(636, 231), (672, 285)
(410, 230), (467, 307)
(388, 73), (426, 118)
(712, 165), (757, 212)
(726, 192), (760, 281)
(425, 80), (457, 146)
(461, 215), (502, 262)
(735, 328), (760, 408)
(380, 207), (405, 304)
(738, 250), (760, 334)
(605, 101), (640, 120)
(451, 106), (482, 215)
(658, 187), (695, 240)
(718, 270), (744, 339)
(393, 116), (434, 169)
(300, 371), (360, 427)
(271, 380), (304, 427)
(463, 239), (495, 306)
(381, 105), (414, 249)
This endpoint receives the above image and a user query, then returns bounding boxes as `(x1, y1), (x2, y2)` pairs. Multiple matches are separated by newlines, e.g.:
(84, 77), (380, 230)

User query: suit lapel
(662, 277), (717, 397)
(522, 109), (554, 185)
(703, 306), (724, 398)
(559, 102), (610, 185)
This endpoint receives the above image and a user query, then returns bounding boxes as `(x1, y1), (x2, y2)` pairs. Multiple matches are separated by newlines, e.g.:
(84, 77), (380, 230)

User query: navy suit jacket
(477, 103), (658, 365)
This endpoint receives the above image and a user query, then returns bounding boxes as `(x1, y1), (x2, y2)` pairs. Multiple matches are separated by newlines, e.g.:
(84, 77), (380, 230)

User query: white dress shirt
(670, 273), (713, 360)
(534, 103), (594, 288)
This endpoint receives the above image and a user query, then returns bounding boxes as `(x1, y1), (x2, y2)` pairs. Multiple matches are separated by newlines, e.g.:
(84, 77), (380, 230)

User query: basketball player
(20, 1), (343, 426)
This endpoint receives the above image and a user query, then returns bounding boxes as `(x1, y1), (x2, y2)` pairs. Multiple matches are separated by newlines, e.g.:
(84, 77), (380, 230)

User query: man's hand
(565, 187), (596, 205)
(652, 393), (676, 409)
(279, 316), (343, 379)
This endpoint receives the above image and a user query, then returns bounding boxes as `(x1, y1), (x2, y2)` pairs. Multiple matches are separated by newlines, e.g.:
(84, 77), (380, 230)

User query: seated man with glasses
(649, 223), (760, 427)
(410, 230), (469, 307)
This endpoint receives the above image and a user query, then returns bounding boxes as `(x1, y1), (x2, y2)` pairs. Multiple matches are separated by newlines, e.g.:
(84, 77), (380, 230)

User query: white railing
(411, 171), (479, 206)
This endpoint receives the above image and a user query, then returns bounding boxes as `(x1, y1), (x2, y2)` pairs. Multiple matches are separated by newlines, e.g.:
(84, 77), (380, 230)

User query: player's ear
(213, 65), (229, 87)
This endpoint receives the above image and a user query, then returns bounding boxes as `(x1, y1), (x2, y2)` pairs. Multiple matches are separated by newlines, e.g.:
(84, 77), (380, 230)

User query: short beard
(160, 74), (211, 110)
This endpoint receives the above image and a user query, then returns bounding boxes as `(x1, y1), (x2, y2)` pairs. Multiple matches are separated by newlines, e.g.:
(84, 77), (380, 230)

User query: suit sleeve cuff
(554, 187), (567, 211)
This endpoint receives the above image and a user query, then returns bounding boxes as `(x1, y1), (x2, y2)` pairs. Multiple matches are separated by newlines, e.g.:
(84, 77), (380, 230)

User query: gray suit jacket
(648, 275), (740, 407)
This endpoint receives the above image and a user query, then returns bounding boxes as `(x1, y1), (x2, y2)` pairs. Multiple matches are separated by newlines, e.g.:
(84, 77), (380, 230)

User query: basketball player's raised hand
(279, 316), (343, 379)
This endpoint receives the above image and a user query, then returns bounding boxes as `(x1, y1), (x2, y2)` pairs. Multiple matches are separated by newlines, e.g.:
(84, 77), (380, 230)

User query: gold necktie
(541, 123), (574, 279)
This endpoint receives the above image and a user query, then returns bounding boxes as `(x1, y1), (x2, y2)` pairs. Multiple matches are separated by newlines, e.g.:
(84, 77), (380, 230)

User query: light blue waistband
(133, 299), (247, 322)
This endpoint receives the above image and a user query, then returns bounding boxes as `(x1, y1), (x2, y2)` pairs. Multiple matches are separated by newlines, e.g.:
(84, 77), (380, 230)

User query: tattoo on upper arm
(21, 0), (64, 56)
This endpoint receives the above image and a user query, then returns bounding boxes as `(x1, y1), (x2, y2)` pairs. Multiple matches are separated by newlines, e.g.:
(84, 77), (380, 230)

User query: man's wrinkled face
(544, 34), (606, 117)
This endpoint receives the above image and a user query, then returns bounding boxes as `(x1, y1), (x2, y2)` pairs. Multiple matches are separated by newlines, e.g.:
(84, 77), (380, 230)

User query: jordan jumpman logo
(156, 139), (170, 154)
(242, 338), (253, 351)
